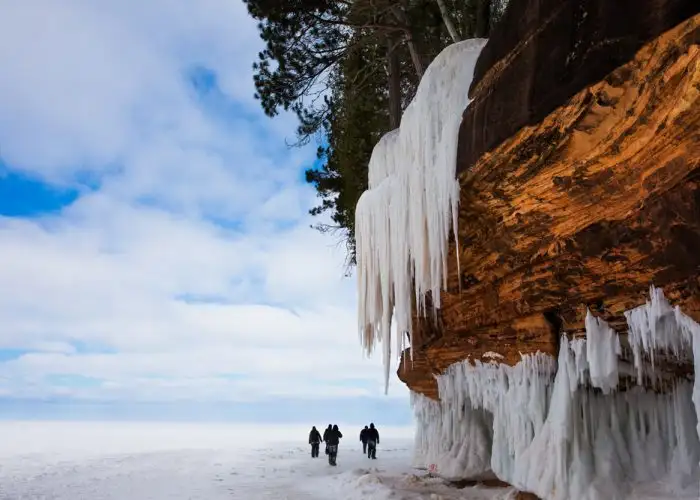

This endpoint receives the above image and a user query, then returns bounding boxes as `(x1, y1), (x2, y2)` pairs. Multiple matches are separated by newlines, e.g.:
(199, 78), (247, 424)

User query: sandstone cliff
(399, 2), (700, 400)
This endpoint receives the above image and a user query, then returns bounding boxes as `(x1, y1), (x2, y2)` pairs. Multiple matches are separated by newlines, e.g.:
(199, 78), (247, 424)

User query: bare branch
(435, 0), (461, 43)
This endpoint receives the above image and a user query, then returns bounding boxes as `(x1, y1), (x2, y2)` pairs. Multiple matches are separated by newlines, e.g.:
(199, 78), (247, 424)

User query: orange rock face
(399, 14), (700, 400)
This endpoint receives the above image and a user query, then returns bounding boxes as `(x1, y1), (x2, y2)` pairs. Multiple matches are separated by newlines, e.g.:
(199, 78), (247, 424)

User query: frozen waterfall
(355, 39), (488, 391)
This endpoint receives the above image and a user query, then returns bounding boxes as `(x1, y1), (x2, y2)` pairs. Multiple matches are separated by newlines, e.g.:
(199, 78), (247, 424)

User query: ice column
(585, 310), (621, 394)
(624, 286), (700, 489)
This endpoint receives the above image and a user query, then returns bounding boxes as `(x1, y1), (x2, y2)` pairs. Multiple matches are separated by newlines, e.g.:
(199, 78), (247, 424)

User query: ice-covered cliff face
(412, 287), (700, 499)
(355, 4), (700, 498)
(396, 8), (700, 401)
(355, 39), (487, 391)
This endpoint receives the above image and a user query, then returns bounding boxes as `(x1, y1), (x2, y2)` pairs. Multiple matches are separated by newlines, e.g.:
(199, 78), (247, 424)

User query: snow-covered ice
(0, 421), (515, 500)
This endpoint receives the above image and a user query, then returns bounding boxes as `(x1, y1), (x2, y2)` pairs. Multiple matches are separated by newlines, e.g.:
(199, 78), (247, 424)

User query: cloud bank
(0, 0), (410, 424)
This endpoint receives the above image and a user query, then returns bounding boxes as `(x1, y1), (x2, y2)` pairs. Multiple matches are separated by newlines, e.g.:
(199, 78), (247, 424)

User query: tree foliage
(306, 34), (391, 266)
(245, 0), (509, 269)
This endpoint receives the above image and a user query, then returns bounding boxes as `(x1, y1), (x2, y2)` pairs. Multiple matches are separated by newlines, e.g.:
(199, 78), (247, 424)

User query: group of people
(307, 423), (380, 465)
(308, 424), (343, 460)
(308, 424), (343, 465)
(359, 423), (380, 459)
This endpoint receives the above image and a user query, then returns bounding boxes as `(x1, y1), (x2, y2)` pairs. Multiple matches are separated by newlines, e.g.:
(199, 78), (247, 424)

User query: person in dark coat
(308, 426), (323, 458)
(325, 424), (343, 466)
(326, 424), (343, 445)
(322, 424), (332, 455)
(359, 425), (369, 454)
(366, 422), (380, 459)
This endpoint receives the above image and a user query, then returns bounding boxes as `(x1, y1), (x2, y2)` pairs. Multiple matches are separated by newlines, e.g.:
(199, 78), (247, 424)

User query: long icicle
(355, 39), (488, 392)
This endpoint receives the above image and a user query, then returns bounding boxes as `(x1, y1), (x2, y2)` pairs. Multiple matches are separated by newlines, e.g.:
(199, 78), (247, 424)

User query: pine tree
(305, 34), (390, 267)
(244, 0), (410, 145)
(245, 0), (507, 268)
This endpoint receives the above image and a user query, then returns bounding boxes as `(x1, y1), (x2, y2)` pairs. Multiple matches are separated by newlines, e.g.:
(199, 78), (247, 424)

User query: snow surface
(355, 39), (488, 391)
(0, 421), (517, 500)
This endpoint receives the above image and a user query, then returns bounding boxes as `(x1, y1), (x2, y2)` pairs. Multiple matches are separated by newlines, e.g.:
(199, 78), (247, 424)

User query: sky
(0, 0), (412, 425)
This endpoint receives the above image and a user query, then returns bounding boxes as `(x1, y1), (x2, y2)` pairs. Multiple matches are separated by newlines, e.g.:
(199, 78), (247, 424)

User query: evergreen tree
(244, 0), (410, 145)
(245, 0), (507, 268)
(305, 34), (390, 267)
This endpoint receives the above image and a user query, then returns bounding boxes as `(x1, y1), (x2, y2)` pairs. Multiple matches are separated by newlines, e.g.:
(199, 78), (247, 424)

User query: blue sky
(0, 0), (411, 425)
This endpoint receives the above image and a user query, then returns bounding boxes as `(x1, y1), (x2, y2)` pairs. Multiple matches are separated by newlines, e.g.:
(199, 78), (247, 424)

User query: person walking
(359, 425), (369, 454)
(308, 426), (323, 458)
(366, 423), (379, 459)
(325, 424), (343, 466)
(322, 424), (332, 455)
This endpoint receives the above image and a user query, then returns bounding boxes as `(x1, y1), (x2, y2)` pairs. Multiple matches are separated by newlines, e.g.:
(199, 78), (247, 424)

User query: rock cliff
(398, 3), (700, 401)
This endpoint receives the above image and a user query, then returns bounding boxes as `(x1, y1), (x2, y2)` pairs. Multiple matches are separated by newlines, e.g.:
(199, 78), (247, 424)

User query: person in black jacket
(359, 426), (369, 454)
(308, 426), (323, 458)
(322, 424), (332, 455)
(325, 424), (343, 466)
(366, 423), (379, 459)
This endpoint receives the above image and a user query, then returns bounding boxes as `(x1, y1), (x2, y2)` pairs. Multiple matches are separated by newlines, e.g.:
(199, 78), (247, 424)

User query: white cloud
(0, 0), (409, 409)
(0, 191), (410, 402)
(0, 0), (302, 186)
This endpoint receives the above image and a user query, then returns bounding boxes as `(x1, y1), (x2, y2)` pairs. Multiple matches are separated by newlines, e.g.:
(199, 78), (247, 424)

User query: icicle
(429, 352), (558, 483)
(514, 336), (577, 499)
(585, 310), (620, 394)
(569, 337), (588, 386)
(624, 285), (693, 384)
(414, 305), (700, 499)
(356, 39), (488, 391)
(676, 308), (700, 492)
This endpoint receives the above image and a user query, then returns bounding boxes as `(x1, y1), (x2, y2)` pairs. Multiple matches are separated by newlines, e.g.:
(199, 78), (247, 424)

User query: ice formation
(625, 286), (697, 384)
(412, 287), (700, 499)
(412, 391), (493, 480)
(482, 351), (505, 361)
(413, 353), (557, 484)
(585, 310), (621, 394)
(355, 39), (488, 390)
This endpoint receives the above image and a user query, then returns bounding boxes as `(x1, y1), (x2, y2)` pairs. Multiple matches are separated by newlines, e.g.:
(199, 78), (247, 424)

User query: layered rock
(461, 0), (700, 173)
(399, 7), (700, 400)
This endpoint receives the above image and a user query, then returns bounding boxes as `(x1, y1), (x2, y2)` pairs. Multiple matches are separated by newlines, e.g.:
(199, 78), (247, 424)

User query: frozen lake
(0, 421), (514, 500)
(0, 421), (692, 499)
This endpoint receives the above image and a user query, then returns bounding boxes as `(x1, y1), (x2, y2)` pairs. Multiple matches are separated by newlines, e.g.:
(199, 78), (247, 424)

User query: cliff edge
(399, 1), (700, 401)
